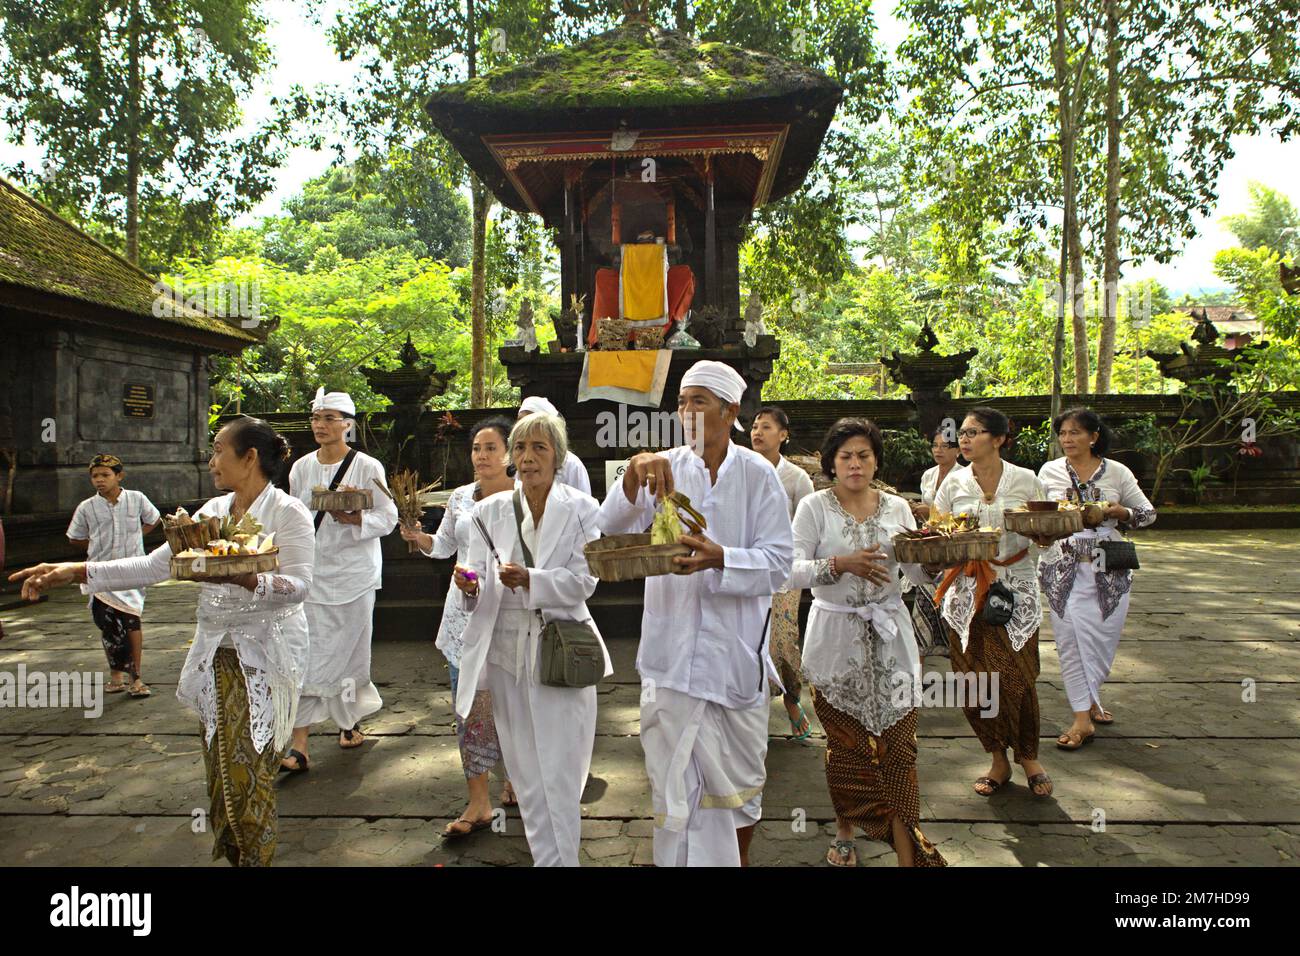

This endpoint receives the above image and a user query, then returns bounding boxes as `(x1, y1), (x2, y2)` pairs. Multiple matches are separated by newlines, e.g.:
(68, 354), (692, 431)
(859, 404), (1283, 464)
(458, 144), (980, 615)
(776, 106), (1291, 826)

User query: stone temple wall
(4, 325), (212, 515)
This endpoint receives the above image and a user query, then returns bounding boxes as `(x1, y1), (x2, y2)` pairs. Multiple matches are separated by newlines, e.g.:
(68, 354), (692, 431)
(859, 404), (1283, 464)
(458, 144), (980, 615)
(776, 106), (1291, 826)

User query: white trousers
(641, 687), (768, 867)
(1051, 562), (1130, 713)
(297, 592), (383, 730)
(485, 662), (596, 867)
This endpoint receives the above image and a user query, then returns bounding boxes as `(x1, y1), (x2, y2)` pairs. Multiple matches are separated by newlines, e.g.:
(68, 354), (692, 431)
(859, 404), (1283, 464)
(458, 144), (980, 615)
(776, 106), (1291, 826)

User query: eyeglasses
(957, 428), (989, 439)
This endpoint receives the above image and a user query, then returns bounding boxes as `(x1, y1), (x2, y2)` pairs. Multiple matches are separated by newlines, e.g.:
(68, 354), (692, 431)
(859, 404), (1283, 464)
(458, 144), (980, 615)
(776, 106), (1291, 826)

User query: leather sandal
(279, 749), (310, 774)
(1090, 706), (1114, 724)
(339, 723), (365, 749)
(1026, 772), (1054, 798)
(973, 774), (1009, 796)
(442, 815), (493, 841)
(1056, 728), (1095, 750)
(827, 839), (857, 867)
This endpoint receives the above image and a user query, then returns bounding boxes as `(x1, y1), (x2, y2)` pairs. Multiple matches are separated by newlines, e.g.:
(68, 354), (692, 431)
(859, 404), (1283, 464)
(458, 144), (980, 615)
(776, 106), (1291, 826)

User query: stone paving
(1, 529), (1297, 866)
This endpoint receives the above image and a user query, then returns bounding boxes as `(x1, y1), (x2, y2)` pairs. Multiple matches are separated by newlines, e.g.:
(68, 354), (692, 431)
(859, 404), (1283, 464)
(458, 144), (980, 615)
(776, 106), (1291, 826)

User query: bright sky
(2, 0), (1295, 298)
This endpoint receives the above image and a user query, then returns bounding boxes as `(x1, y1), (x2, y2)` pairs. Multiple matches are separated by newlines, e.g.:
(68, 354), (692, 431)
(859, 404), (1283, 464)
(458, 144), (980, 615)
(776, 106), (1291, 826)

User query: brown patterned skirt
(811, 691), (947, 867)
(947, 619), (1040, 762)
(200, 647), (282, 867)
(768, 589), (803, 698)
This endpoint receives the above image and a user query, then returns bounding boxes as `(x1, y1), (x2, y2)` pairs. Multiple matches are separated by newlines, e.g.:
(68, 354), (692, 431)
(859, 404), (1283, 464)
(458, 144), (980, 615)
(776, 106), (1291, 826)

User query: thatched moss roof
(0, 176), (259, 350)
(425, 25), (843, 215)
(429, 25), (840, 112)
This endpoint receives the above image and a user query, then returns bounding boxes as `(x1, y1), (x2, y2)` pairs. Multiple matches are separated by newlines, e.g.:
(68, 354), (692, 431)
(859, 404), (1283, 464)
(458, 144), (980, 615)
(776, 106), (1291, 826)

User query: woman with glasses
(1038, 407), (1156, 751)
(908, 423), (967, 660)
(401, 417), (518, 837)
(933, 408), (1055, 798)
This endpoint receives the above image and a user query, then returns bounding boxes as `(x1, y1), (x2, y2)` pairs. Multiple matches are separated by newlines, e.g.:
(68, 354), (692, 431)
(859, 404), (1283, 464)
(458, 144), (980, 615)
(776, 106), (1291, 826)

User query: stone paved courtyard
(2, 529), (1297, 867)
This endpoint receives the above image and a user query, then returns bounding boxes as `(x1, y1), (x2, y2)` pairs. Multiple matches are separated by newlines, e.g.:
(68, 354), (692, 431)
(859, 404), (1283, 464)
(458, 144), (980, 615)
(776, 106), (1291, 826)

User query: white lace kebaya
(790, 489), (932, 734)
(83, 483), (314, 753)
(932, 462), (1047, 653)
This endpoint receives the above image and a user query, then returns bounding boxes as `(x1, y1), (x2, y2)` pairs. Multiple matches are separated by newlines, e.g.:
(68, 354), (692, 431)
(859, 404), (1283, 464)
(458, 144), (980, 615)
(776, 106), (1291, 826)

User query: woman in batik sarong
(1038, 407), (1156, 751)
(12, 416), (313, 866)
(792, 417), (947, 868)
(933, 408), (1053, 799)
(401, 416), (517, 837)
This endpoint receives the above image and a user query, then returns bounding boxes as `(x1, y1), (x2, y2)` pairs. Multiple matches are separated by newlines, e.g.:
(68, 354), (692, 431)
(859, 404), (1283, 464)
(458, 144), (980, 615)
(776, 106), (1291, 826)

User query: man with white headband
(282, 387), (398, 772)
(518, 395), (591, 494)
(598, 359), (793, 866)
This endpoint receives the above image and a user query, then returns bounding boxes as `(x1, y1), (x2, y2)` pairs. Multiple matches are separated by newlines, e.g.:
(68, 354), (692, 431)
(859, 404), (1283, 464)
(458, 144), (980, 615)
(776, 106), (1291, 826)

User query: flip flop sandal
(1091, 708), (1114, 724)
(442, 816), (493, 841)
(128, 681), (152, 699)
(1056, 729), (1094, 750)
(788, 702), (812, 740)
(105, 678), (128, 693)
(339, 723), (365, 749)
(1027, 772), (1054, 798)
(973, 775), (1009, 796)
(278, 749), (310, 774)
(500, 784), (518, 807)
(827, 839), (857, 867)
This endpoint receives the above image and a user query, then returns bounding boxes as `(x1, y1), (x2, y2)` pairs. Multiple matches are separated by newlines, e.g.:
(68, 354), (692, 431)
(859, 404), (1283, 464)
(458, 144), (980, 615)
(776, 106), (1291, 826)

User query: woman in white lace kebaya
(401, 416), (516, 837)
(933, 407), (1052, 799)
(792, 418), (947, 868)
(1038, 407), (1156, 751)
(11, 417), (313, 866)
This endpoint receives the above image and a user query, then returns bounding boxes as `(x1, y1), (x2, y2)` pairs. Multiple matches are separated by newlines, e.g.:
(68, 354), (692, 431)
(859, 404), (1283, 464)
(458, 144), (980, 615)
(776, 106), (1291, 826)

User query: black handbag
(512, 491), (604, 688)
(1095, 538), (1140, 571)
(981, 580), (1015, 626)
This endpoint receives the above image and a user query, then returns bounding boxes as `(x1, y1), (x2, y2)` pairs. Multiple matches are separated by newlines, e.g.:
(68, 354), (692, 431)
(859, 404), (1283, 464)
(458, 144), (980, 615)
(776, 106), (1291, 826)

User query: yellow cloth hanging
(620, 243), (668, 321)
(587, 350), (660, 391)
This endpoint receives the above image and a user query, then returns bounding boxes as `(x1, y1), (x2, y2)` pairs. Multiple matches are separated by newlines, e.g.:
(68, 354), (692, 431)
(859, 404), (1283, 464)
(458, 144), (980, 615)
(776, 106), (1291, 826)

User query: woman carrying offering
(1038, 407), (1156, 750)
(401, 416), (517, 836)
(449, 412), (611, 866)
(933, 408), (1054, 798)
(793, 418), (947, 868)
(10, 417), (313, 866)
(908, 423), (967, 660)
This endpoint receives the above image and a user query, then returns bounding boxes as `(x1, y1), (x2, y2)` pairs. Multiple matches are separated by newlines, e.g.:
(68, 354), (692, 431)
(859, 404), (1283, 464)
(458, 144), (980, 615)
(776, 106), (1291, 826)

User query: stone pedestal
(881, 323), (978, 437)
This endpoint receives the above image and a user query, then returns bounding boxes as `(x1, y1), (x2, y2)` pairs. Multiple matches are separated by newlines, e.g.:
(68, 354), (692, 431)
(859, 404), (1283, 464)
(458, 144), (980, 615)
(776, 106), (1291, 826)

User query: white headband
(680, 360), (746, 430)
(519, 395), (559, 417)
(312, 386), (355, 417)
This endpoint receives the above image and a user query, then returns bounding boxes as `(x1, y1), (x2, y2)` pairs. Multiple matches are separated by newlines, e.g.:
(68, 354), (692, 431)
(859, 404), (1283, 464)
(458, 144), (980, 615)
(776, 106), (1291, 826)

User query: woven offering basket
(1003, 508), (1083, 540)
(893, 530), (1001, 568)
(311, 488), (374, 512)
(170, 549), (279, 581)
(584, 533), (691, 582)
(163, 522), (213, 555)
(632, 326), (666, 350)
(595, 318), (631, 350)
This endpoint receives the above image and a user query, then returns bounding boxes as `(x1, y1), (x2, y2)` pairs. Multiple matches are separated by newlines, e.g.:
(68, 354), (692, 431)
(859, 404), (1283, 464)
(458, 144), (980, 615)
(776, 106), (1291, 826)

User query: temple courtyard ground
(1, 528), (1296, 867)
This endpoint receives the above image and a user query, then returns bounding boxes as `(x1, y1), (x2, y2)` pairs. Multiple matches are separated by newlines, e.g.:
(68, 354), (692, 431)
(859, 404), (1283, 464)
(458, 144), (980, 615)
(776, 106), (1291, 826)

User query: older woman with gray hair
(450, 411), (611, 866)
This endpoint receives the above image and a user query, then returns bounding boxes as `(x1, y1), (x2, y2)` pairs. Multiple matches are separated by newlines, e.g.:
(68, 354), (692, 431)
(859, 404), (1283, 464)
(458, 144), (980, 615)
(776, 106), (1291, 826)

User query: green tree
(0, 0), (314, 272)
(1221, 182), (1300, 259)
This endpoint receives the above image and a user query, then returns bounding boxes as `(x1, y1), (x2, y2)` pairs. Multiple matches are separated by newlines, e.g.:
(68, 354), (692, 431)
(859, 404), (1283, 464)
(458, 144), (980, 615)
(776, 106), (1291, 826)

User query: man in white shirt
(517, 395), (591, 494)
(283, 388), (398, 772)
(598, 361), (793, 866)
(66, 454), (160, 698)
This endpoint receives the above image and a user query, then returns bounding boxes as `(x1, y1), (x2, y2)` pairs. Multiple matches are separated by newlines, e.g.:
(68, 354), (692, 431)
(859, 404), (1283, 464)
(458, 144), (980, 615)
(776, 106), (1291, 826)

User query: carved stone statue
(517, 299), (538, 353)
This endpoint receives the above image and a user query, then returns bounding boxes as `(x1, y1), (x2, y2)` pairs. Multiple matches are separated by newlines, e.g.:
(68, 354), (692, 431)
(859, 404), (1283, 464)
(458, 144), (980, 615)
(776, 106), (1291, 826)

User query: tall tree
(0, 0), (310, 272)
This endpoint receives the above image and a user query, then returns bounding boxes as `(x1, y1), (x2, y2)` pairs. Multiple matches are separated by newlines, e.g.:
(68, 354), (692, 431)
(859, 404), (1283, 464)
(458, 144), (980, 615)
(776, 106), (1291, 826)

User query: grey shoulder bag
(512, 490), (604, 688)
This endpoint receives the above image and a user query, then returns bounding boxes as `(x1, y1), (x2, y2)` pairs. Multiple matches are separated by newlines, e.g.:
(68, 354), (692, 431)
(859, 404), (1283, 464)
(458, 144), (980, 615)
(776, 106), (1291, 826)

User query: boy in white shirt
(66, 454), (160, 697)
